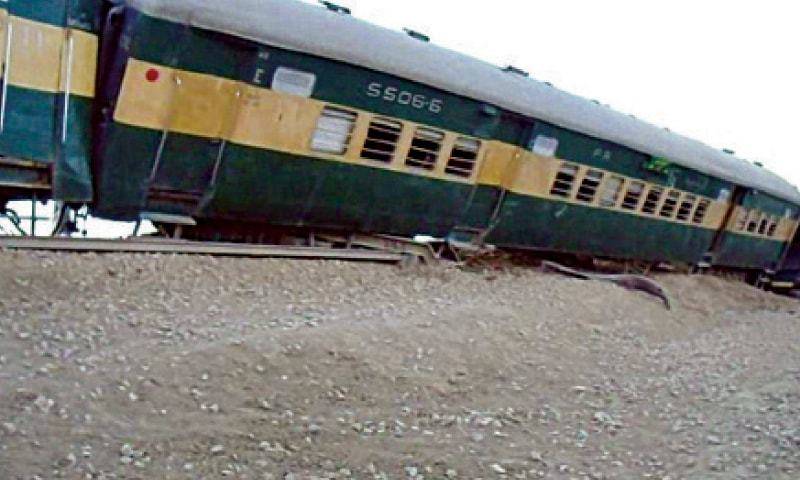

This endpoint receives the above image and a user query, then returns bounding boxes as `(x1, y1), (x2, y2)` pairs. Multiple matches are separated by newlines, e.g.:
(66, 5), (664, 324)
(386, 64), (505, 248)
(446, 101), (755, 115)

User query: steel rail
(0, 236), (407, 262)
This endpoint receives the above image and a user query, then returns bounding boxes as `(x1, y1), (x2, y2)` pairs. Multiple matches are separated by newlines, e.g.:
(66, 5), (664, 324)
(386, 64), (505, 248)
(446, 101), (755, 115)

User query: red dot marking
(145, 68), (160, 82)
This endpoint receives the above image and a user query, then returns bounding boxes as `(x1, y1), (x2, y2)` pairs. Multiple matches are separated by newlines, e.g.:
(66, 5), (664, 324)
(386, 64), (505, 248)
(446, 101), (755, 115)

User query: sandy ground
(0, 250), (799, 479)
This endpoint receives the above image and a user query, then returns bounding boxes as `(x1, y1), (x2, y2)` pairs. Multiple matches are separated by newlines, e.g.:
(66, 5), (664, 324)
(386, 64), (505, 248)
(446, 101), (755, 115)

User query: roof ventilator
(404, 28), (430, 42)
(319, 1), (351, 14)
(502, 65), (529, 77)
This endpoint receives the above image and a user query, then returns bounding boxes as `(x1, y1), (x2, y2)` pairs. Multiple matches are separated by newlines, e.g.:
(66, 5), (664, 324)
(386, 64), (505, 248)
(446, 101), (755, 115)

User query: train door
(450, 113), (533, 245)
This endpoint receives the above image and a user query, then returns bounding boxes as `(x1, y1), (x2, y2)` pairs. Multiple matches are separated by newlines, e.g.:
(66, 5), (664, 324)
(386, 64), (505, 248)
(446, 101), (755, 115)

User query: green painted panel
(714, 232), (785, 269)
(204, 145), (475, 237)
(92, 124), (163, 219)
(530, 122), (731, 198)
(741, 190), (797, 218)
(486, 193), (715, 263)
(93, 124), (476, 236)
(54, 96), (94, 201)
(0, 86), (93, 202)
(0, 85), (58, 163)
(125, 11), (523, 143)
(11, 0), (66, 26)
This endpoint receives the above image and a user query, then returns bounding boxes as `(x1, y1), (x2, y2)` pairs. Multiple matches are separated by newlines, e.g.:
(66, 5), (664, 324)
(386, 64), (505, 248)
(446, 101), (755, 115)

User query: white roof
(128, 0), (800, 204)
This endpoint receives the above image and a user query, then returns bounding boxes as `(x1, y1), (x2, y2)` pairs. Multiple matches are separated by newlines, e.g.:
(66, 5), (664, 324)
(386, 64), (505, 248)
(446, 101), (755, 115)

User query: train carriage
(0, 0), (99, 213)
(59, 0), (800, 276)
(89, 0), (800, 271)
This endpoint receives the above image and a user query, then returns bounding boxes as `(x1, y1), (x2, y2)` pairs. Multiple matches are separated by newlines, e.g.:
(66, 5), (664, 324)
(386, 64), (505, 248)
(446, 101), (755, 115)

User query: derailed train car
(90, 0), (800, 274)
(0, 0), (98, 210)
(0, 0), (798, 282)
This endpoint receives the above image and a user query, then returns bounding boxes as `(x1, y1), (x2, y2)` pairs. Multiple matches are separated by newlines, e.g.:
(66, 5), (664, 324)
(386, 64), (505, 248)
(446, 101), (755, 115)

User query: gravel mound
(0, 251), (798, 479)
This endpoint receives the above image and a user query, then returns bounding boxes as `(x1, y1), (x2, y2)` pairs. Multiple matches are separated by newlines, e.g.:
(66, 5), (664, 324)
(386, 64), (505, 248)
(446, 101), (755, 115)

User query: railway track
(0, 236), (410, 263)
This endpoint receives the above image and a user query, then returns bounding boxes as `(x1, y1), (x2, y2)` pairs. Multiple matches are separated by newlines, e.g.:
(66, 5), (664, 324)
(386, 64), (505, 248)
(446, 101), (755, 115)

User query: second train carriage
(0, 0), (99, 212)
(89, 0), (800, 273)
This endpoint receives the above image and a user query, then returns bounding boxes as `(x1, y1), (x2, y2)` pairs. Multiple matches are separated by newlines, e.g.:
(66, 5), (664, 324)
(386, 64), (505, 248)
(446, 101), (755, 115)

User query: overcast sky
(304, 0), (800, 187)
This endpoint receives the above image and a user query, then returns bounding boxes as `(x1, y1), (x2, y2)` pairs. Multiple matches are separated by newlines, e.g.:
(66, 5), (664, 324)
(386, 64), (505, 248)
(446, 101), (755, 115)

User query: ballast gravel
(0, 250), (798, 479)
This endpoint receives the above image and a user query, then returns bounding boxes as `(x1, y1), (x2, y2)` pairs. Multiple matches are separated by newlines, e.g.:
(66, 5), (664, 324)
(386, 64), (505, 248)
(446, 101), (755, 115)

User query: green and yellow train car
(91, 0), (800, 271)
(0, 0), (98, 207)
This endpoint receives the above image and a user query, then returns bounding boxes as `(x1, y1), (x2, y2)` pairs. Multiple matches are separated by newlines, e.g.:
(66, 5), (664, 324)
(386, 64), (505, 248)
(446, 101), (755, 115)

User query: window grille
(659, 190), (681, 218)
(676, 195), (697, 221)
(550, 164), (579, 198)
(767, 217), (779, 237)
(599, 176), (624, 208)
(621, 181), (645, 210)
(693, 199), (710, 224)
(405, 127), (444, 171)
(642, 187), (664, 215)
(576, 169), (604, 203)
(361, 117), (403, 163)
(445, 137), (480, 178)
(310, 107), (357, 155)
(758, 214), (769, 235)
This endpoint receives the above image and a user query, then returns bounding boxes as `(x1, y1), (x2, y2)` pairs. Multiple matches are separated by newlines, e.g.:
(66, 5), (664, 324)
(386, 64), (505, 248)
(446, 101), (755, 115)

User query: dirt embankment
(0, 251), (798, 479)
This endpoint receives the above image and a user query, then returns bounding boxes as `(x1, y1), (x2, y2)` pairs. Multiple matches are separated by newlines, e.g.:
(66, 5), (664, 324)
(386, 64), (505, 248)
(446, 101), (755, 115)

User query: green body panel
(714, 232), (785, 269)
(126, 12), (526, 143)
(0, 86), (93, 201)
(12, 0), (98, 31)
(0, 86), (59, 162)
(54, 97), (94, 200)
(532, 122), (732, 198)
(485, 193), (716, 263)
(740, 190), (798, 218)
(93, 125), (476, 237)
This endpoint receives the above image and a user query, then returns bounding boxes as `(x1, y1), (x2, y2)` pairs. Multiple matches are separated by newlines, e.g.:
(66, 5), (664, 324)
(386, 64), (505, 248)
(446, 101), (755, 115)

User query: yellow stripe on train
(0, 13), (97, 98)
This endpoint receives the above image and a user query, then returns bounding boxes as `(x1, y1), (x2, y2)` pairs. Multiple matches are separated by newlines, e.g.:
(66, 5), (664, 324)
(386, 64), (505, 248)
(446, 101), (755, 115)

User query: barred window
(599, 176), (624, 208)
(405, 127), (444, 171)
(693, 199), (710, 224)
(767, 217), (779, 237)
(642, 187), (664, 215)
(576, 169), (604, 203)
(445, 137), (480, 178)
(550, 164), (579, 198)
(659, 190), (681, 218)
(758, 214), (770, 235)
(361, 117), (403, 163)
(676, 195), (697, 221)
(621, 181), (645, 210)
(746, 211), (759, 233)
(310, 107), (357, 155)
(734, 208), (748, 231)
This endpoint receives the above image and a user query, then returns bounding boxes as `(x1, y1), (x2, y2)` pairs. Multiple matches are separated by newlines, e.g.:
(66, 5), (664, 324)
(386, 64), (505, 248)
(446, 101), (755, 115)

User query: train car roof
(127, 0), (800, 204)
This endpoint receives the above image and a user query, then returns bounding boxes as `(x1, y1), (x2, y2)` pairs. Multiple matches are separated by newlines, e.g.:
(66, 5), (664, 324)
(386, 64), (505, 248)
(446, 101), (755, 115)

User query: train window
(734, 208), (748, 231)
(406, 127), (444, 171)
(676, 194), (697, 221)
(659, 190), (680, 218)
(767, 217), (779, 237)
(746, 211), (759, 233)
(758, 214), (770, 235)
(621, 181), (645, 210)
(310, 107), (357, 155)
(641, 187), (664, 215)
(550, 164), (579, 198)
(361, 117), (403, 163)
(272, 67), (317, 97)
(576, 169), (604, 203)
(692, 199), (710, 224)
(446, 137), (480, 177)
(599, 175), (624, 208)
